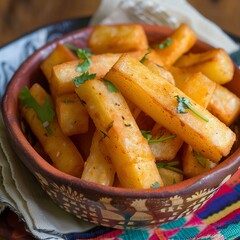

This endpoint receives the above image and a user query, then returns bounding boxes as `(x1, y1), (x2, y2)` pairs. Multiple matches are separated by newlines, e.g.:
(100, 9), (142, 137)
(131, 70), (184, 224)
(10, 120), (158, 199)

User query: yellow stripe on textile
(203, 200), (240, 225)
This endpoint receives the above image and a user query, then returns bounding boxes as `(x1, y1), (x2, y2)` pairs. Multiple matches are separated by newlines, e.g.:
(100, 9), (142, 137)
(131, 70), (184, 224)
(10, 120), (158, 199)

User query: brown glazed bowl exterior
(2, 25), (240, 229)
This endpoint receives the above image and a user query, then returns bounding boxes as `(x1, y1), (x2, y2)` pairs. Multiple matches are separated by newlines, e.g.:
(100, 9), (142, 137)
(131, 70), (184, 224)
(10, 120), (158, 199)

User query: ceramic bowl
(2, 25), (240, 229)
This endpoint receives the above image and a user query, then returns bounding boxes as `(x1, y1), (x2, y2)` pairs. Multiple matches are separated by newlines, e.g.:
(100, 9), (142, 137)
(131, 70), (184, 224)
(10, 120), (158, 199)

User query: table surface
(0, 0), (240, 47)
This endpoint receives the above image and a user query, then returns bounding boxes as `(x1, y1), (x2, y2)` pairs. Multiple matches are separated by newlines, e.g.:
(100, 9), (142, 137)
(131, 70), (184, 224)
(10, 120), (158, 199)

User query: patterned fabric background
(0, 17), (239, 240)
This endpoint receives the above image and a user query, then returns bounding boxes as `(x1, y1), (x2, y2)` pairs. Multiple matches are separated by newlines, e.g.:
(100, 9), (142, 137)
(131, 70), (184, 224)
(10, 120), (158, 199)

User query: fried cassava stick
(19, 83), (85, 177)
(81, 130), (115, 186)
(75, 79), (163, 189)
(104, 55), (236, 163)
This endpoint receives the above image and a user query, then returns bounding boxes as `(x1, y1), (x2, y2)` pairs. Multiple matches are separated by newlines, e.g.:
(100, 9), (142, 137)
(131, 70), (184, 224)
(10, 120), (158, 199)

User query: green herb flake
(76, 48), (92, 59)
(65, 44), (92, 57)
(149, 134), (176, 143)
(65, 43), (78, 52)
(192, 150), (208, 168)
(141, 130), (176, 143)
(19, 86), (55, 134)
(140, 47), (151, 63)
(65, 44), (93, 72)
(156, 161), (183, 174)
(175, 95), (209, 122)
(158, 38), (172, 49)
(66, 44), (97, 88)
(150, 182), (161, 189)
(73, 72), (96, 87)
(76, 57), (92, 73)
(104, 79), (119, 93)
(141, 130), (152, 141)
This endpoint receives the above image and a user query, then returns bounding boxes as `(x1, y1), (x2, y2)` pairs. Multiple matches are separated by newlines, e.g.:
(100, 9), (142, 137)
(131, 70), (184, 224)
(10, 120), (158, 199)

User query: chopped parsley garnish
(65, 43), (78, 52)
(76, 57), (92, 73)
(141, 130), (152, 141)
(19, 86), (55, 134)
(65, 43), (92, 58)
(73, 72), (96, 87)
(140, 47), (151, 63)
(158, 38), (172, 49)
(150, 182), (161, 189)
(156, 161), (183, 174)
(104, 79), (119, 92)
(141, 130), (176, 143)
(74, 48), (93, 73)
(175, 95), (209, 122)
(192, 150), (208, 168)
(75, 49), (92, 59)
(66, 43), (96, 88)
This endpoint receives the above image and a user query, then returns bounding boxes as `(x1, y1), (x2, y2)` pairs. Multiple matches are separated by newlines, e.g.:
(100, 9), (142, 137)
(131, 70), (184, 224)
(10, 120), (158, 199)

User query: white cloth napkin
(90, 0), (239, 54)
(0, 114), (95, 239)
(0, 0), (239, 239)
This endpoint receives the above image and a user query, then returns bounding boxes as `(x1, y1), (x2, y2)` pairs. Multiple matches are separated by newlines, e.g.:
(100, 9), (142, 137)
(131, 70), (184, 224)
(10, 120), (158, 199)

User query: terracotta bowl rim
(2, 24), (240, 198)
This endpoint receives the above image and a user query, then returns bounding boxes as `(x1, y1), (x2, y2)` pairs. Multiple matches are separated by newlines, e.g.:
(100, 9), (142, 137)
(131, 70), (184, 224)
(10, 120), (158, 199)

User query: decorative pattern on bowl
(35, 171), (232, 228)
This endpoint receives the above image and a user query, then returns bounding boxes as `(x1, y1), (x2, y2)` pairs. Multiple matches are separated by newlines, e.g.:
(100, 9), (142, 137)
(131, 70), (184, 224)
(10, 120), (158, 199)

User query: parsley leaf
(104, 79), (119, 93)
(158, 38), (172, 49)
(150, 182), (161, 188)
(75, 49), (92, 73)
(148, 134), (176, 143)
(141, 130), (152, 141)
(156, 161), (183, 174)
(65, 43), (78, 52)
(140, 47), (151, 63)
(65, 44), (92, 58)
(141, 130), (176, 143)
(76, 49), (92, 59)
(73, 72), (96, 87)
(65, 44), (93, 72)
(66, 44), (96, 88)
(76, 57), (92, 73)
(19, 86), (55, 134)
(175, 95), (209, 122)
(192, 150), (208, 168)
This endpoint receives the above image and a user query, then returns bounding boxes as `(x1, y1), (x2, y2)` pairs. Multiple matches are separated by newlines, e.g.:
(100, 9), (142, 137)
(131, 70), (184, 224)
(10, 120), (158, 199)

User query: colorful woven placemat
(1, 169), (239, 239)
(64, 170), (240, 240)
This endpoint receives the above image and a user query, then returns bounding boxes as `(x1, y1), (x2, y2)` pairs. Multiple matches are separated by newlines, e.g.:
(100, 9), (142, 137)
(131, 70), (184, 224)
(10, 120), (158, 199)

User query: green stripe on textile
(173, 227), (200, 239)
(159, 217), (186, 230)
(118, 229), (150, 240)
(219, 221), (240, 239)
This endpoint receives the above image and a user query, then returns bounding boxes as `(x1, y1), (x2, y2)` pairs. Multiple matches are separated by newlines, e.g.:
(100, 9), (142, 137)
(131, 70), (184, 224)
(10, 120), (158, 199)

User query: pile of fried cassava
(19, 24), (240, 189)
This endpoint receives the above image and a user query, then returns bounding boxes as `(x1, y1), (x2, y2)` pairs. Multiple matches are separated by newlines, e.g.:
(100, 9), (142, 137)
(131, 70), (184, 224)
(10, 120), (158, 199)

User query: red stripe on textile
(212, 207), (240, 229)
(195, 224), (222, 240)
(87, 229), (124, 240)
